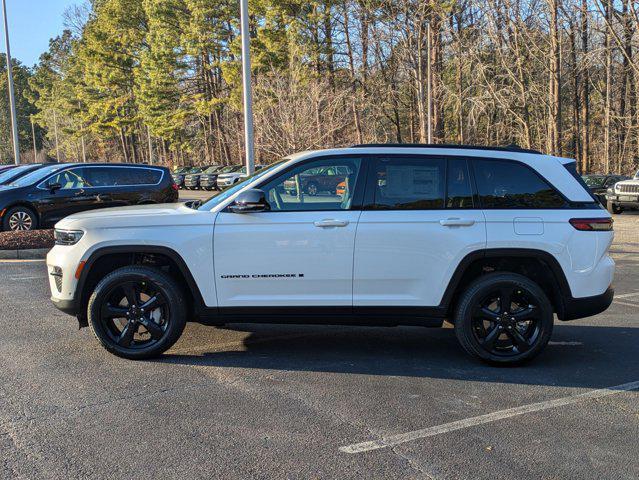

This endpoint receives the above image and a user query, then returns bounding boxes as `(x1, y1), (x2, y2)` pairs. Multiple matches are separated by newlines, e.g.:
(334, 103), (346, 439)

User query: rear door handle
(439, 218), (475, 227)
(314, 219), (349, 228)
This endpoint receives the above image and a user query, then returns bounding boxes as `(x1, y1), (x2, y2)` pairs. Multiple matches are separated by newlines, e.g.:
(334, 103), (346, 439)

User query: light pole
(30, 115), (36, 158)
(2, 0), (20, 164)
(426, 21), (432, 144)
(239, 0), (255, 175)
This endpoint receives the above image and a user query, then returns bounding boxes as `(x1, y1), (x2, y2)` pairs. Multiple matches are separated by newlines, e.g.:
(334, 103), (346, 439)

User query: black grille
(54, 274), (63, 293)
(618, 184), (639, 194)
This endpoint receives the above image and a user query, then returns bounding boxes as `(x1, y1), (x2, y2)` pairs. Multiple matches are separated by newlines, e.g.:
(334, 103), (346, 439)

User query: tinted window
(583, 175), (605, 188)
(47, 168), (90, 190)
(370, 157), (445, 210)
(473, 159), (565, 208)
(0, 165), (33, 184)
(447, 159), (474, 208)
(84, 167), (162, 187)
(260, 158), (363, 211)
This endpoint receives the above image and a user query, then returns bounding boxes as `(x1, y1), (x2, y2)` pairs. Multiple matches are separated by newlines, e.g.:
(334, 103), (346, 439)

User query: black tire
(305, 181), (319, 196)
(606, 200), (623, 214)
(87, 266), (187, 360)
(2, 206), (38, 231)
(454, 273), (553, 365)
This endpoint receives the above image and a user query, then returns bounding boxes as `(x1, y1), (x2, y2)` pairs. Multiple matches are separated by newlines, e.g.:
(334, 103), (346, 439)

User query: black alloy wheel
(88, 266), (187, 359)
(454, 273), (553, 365)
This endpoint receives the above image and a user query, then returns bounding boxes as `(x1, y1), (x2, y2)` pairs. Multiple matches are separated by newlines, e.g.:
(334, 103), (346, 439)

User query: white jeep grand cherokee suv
(47, 145), (614, 364)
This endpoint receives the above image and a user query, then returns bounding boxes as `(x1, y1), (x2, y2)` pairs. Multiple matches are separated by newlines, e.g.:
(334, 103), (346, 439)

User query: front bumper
(51, 297), (79, 316)
(559, 287), (614, 321)
(606, 193), (639, 208)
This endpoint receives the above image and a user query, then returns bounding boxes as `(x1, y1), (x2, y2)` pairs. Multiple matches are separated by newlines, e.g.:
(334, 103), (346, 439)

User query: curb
(0, 248), (50, 260)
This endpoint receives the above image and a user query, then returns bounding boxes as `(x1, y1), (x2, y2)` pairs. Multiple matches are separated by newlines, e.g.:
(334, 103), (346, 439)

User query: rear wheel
(454, 273), (553, 365)
(3, 206), (38, 231)
(87, 266), (187, 359)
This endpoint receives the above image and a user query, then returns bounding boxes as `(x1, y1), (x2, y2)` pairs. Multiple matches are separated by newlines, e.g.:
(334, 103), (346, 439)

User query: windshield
(582, 175), (605, 187)
(0, 165), (33, 184)
(187, 167), (202, 173)
(635, 170), (639, 179)
(198, 161), (284, 210)
(204, 166), (221, 174)
(9, 164), (66, 187)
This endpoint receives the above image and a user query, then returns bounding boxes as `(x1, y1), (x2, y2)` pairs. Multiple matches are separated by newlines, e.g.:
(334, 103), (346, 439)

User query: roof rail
(350, 143), (542, 155)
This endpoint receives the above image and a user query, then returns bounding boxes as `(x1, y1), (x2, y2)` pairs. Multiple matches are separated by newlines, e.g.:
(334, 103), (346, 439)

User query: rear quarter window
(473, 159), (566, 209)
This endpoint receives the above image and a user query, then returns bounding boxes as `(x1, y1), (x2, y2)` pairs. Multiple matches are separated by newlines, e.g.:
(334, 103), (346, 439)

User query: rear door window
(473, 159), (566, 208)
(369, 156), (446, 210)
(84, 167), (163, 187)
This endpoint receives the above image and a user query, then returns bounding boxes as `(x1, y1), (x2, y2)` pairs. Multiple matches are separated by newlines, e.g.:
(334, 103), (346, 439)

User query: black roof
(350, 143), (542, 155)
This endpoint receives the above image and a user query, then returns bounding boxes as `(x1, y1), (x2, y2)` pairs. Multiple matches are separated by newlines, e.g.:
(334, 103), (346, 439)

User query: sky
(1, 0), (80, 68)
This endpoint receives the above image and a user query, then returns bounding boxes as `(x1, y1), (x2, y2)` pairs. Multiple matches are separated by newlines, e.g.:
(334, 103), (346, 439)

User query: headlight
(607, 188), (614, 194)
(54, 229), (84, 246)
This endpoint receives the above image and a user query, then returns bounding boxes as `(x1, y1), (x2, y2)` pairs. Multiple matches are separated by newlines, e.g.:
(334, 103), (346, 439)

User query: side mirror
(48, 182), (62, 192)
(228, 189), (270, 213)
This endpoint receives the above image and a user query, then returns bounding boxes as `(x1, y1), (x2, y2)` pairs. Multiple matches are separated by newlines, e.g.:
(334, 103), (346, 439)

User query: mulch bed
(0, 229), (55, 250)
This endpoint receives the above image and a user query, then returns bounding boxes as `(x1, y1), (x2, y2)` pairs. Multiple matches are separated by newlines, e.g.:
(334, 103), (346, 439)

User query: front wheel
(454, 273), (553, 365)
(607, 200), (623, 214)
(3, 206), (38, 231)
(87, 266), (187, 359)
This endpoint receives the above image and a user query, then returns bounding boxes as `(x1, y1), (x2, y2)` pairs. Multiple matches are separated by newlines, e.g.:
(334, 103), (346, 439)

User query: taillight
(171, 183), (179, 191)
(569, 218), (613, 231)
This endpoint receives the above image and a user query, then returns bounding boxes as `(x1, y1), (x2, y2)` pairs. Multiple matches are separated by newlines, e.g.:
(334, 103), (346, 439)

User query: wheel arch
(442, 248), (571, 320)
(2, 201), (40, 221)
(76, 245), (206, 323)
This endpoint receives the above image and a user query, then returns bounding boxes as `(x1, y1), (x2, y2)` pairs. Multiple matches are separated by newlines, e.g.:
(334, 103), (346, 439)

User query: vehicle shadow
(161, 323), (639, 390)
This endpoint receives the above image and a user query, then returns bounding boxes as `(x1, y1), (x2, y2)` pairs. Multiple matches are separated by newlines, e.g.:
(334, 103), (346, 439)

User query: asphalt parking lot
(1, 211), (638, 480)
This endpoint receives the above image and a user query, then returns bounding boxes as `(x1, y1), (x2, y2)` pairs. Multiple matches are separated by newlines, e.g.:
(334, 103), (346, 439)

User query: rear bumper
(559, 287), (614, 321)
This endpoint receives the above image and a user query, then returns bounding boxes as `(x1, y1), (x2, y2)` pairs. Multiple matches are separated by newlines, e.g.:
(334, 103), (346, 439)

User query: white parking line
(614, 300), (639, 308)
(0, 259), (45, 263)
(615, 291), (639, 299)
(339, 380), (639, 454)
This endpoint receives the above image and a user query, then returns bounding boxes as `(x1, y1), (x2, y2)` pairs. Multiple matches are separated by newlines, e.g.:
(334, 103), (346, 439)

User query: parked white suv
(47, 145), (614, 364)
(217, 165), (266, 189)
(605, 170), (639, 214)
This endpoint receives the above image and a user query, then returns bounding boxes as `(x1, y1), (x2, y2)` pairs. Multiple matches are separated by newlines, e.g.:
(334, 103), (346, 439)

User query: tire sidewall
(454, 273), (554, 365)
(88, 266), (187, 359)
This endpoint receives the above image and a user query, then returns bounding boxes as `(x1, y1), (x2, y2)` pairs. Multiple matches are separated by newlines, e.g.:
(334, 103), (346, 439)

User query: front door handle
(314, 219), (349, 228)
(440, 218), (475, 227)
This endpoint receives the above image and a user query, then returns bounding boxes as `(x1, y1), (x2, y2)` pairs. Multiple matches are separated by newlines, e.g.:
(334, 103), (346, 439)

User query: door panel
(354, 210), (486, 306)
(214, 211), (361, 307)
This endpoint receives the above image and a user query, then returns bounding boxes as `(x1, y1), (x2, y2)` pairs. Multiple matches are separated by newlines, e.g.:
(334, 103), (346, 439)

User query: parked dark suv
(0, 163), (178, 231)
(184, 165), (218, 190)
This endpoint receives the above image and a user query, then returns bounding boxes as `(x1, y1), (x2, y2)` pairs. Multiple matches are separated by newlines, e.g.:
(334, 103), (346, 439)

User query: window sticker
(384, 166), (441, 199)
